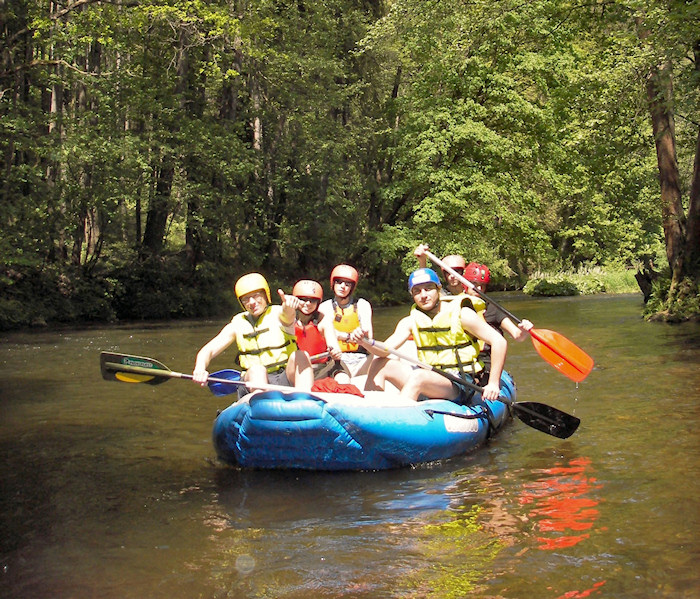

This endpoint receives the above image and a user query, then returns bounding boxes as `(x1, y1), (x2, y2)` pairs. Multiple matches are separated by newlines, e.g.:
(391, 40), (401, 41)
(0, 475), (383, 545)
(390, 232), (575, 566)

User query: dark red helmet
(464, 262), (490, 284)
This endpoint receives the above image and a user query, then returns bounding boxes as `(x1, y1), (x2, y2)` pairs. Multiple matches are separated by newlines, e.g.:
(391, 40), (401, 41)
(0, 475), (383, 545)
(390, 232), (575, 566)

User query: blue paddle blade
(208, 369), (242, 396)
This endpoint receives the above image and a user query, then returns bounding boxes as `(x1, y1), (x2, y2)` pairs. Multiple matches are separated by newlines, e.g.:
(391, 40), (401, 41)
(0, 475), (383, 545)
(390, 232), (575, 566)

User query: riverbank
(1, 262), (647, 332)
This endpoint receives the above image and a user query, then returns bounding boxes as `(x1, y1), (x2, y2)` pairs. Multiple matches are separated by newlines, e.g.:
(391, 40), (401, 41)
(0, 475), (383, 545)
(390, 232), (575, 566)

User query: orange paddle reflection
(519, 457), (603, 550)
(554, 580), (606, 598)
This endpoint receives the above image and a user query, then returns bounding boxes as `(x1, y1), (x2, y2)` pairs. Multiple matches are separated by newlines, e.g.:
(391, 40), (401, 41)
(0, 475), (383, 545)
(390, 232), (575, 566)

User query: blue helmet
(408, 268), (441, 292)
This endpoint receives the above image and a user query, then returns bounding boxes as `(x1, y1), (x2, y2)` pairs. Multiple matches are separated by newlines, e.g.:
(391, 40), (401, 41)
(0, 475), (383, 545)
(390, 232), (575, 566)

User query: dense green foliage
(1, 0), (698, 329)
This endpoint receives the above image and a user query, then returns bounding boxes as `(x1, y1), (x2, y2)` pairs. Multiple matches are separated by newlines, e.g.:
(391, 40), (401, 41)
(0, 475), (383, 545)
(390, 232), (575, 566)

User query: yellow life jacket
(441, 293), (488, 350)
(441, 292), (486, 313)
(232, 306), (297, 373)
(410, 298), (483, 373)
(332, 299), (361, 352)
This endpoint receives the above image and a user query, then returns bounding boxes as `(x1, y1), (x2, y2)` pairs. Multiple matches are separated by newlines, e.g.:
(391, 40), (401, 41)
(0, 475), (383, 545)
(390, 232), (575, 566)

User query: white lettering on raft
(443, 415), (479, 433)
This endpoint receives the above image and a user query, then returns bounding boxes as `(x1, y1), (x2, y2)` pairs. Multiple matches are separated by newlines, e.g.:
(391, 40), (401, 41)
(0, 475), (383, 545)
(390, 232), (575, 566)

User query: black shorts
(237, 368), (291, 399)
(446, 370), (477, 405)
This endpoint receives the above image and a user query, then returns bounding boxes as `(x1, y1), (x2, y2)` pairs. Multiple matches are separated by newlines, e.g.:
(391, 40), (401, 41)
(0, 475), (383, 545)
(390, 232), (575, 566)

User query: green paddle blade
(100, 352), (171, 385)
(511, 401), (580, 439)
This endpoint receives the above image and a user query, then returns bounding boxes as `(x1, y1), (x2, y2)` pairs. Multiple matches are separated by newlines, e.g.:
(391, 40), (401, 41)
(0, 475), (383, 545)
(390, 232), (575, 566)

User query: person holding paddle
(354, 268), (507, 402)
(192, 273), (314, 394)
(464, 261), (532, 341)
(463, 262), (533, 369)
(425, 249), (594, 383)
(414, 244), (532, 365)
(414, 244), (468, 296)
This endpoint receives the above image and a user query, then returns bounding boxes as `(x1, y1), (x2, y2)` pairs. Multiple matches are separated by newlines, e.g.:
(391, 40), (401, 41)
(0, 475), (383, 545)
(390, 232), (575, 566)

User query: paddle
(424, 250), (594, 383)
(309, 351), (331, 364)
(365, 339), (580, 439)
(207, 351), (332, 396)
(100, 352), (296, 394)
(208, 369), (242, 396)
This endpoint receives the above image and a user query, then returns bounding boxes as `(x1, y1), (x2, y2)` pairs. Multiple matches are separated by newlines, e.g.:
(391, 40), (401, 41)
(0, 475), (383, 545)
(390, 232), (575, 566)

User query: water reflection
(210, 466), (455, 530)
(200, 455), (521, 597)
(554, 581), (607, 599)
(519, 456), (603, 551)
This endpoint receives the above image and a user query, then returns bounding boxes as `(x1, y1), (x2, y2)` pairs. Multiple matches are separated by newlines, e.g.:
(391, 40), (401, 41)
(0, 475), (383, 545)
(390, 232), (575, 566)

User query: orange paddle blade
(529, 329), (594, 383)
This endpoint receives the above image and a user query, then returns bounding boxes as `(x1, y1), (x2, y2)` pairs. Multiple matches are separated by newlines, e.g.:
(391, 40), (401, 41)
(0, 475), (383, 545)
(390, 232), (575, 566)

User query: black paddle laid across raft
(366, 339), (581, 439)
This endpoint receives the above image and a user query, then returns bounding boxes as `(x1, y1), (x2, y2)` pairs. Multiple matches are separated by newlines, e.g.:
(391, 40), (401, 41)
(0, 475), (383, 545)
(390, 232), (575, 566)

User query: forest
(1, 0), (698, 330)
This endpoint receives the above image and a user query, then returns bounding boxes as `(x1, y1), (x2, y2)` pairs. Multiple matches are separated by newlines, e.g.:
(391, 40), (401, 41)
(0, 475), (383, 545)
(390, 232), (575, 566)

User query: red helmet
(292, 279), (323, 301)
(330, 264), (359, 287)
(441, 255), (467, 271)
(464, 262), (490, 284)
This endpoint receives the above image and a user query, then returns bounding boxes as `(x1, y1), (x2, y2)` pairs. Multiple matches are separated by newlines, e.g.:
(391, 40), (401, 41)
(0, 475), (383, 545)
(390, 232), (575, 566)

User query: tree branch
(6, 0), (140, 48)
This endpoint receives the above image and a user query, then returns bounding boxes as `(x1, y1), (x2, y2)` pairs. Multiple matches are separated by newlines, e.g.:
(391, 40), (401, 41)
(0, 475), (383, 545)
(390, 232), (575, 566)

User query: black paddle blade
(512, 401), (580, 439)
(100, 352), (170, 385)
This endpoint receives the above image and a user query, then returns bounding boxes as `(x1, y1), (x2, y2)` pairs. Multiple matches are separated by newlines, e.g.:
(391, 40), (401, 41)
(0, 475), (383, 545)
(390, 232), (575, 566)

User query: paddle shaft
(426, 403), (563, 422)
(424, 250), (522, 322)
(425, 250), (594, 382)
(365, 339), (483, 394)
(102, 359), (297, 393)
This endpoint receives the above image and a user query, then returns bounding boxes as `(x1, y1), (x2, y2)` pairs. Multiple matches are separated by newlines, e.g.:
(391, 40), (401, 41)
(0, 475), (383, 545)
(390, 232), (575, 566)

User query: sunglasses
(296, 297), (320, 303)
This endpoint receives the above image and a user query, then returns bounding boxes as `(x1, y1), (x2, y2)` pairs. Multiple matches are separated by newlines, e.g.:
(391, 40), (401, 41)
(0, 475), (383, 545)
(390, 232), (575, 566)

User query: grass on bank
(523, 266), (640, 296)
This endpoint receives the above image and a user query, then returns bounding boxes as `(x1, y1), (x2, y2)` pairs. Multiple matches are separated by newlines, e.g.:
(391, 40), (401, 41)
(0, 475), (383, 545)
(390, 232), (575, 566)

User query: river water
(1, 293), (698, 598)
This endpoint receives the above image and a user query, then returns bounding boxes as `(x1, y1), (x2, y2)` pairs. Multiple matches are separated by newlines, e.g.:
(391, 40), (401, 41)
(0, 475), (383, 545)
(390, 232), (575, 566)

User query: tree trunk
(684, 41), (700, 277)
(180, 33), (207, 268)
(142, 161), (173, 255)
(636, 19), (698, 319)
(645, 59), (685, 290)
(75, 39), (102, 267)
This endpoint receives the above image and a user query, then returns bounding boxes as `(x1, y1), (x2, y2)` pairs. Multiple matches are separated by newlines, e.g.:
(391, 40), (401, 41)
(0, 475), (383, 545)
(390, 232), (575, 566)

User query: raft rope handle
(424, 408), (489, 421)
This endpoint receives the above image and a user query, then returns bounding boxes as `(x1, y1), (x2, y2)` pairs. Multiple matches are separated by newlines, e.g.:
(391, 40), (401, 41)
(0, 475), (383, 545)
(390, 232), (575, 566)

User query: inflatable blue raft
(212, 371), (516, 471)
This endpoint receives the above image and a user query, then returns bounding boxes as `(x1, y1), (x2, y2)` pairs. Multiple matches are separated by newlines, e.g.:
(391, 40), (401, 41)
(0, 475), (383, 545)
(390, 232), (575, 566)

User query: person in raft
(291, 279), (346, 380)
(462, 262), (532, 373)
(318, 264), (374, 379)
(352, 268), (507, 402)
(192, 273), (314, 394)
(414, 244), (468, 296)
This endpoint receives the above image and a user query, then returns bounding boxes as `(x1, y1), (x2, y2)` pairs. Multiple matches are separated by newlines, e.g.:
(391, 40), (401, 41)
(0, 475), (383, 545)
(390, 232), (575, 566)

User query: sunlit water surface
(1, 294), (699, 598)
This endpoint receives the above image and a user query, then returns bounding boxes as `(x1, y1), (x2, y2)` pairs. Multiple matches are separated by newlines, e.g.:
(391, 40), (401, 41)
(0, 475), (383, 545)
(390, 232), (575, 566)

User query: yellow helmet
(234, 273), (271, 308)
